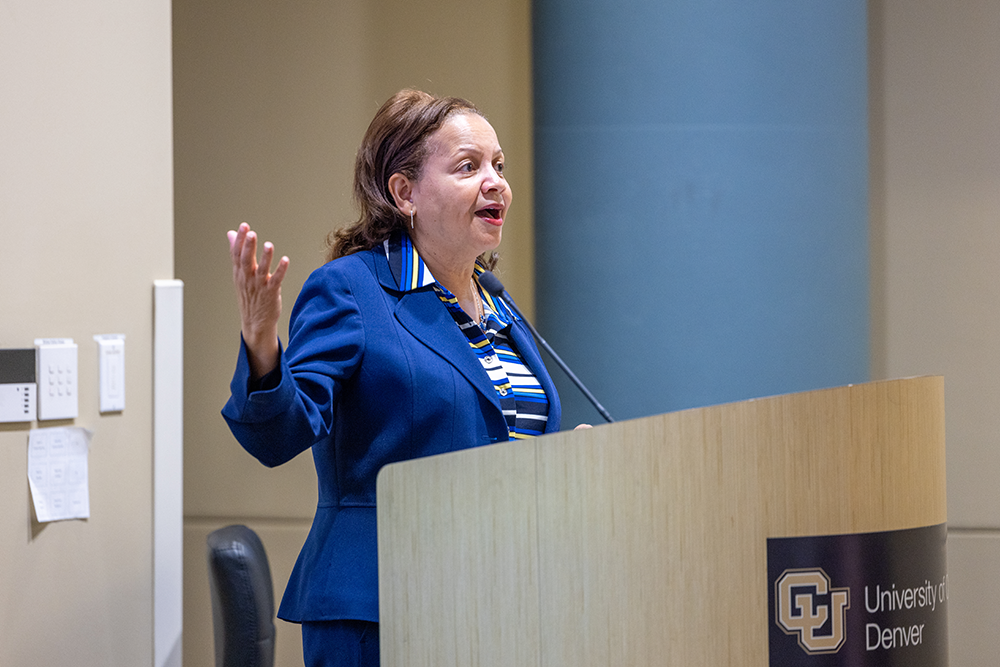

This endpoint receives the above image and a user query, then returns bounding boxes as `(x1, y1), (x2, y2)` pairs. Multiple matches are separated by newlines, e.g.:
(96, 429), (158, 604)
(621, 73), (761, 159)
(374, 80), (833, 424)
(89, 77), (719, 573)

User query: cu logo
(775, 568), (851, 655)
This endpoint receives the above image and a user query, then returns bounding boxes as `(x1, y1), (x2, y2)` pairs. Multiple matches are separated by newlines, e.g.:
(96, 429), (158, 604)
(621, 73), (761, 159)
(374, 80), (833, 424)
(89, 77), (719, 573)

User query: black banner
(767, 523), (948, 666)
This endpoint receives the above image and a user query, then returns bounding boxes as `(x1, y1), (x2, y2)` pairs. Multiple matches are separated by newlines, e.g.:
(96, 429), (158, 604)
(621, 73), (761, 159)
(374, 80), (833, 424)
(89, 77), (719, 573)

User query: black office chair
(207, 524), (276, 667)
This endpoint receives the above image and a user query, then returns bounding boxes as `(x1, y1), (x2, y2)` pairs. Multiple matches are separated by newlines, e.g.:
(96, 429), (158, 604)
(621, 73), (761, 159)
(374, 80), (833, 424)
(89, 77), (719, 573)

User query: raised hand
(227, 222), (290, 379)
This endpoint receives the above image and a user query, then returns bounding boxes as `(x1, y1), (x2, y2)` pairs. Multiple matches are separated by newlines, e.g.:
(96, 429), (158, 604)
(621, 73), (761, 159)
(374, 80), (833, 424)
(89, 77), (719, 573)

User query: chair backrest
(206, 524), (276, 667)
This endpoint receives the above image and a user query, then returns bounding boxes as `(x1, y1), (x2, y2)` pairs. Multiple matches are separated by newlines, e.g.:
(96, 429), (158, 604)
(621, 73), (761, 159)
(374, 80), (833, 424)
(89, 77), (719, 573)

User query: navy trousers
(301, 620), (380, 667)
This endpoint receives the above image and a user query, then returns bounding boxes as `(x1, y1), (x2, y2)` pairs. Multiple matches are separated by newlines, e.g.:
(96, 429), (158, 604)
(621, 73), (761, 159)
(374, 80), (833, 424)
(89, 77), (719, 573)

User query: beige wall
(172, 2), (534, 665)
(0, 1), (174, 666)
(869, 0), (1000, 663)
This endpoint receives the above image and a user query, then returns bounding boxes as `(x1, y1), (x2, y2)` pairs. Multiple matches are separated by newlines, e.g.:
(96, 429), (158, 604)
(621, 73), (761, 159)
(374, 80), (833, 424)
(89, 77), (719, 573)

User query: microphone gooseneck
(478, 271), (614, 423)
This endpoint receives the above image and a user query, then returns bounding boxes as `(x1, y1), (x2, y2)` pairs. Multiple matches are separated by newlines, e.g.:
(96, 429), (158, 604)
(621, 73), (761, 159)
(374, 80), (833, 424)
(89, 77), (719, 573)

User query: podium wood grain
(377, 377), (946, 666)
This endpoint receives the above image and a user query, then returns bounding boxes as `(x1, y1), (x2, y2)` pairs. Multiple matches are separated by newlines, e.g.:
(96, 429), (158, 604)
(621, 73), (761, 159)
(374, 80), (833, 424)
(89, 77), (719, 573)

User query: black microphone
(478, 271), (614, 423)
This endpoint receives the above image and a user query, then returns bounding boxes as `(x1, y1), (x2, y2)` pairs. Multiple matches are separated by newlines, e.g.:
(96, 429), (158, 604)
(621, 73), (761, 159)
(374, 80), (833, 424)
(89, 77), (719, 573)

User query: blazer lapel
(370, 252), (502, 411)
(393, 289), (503, 411)
(370, 245), (561, 431)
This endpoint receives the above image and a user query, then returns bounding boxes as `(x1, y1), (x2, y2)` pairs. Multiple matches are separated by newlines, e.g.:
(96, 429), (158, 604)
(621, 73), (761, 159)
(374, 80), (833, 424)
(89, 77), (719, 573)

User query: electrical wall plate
(0, 348), (37, 422)
(94, 334), (126, 413)
(35, 338), (78, 421)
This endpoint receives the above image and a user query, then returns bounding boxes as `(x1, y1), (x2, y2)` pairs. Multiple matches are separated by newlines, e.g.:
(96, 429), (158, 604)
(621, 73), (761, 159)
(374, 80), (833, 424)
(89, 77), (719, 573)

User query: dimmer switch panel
(95, 334), (126, 412)
(0, 349), (37, 422)
(35, 339), (78, 420)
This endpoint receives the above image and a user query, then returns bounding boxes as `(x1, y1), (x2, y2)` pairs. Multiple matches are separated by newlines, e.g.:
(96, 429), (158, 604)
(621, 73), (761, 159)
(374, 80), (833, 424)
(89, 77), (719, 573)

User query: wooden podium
(376, 377), (947, 666)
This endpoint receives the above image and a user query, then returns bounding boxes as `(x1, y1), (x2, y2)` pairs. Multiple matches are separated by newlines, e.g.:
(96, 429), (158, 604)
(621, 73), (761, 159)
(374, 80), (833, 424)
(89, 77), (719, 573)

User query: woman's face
(408, 112), (511, 266)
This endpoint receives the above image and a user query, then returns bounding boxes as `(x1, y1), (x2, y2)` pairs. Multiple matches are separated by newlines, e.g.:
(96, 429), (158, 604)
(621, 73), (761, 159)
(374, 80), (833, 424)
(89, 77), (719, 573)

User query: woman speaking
(223, 89), (562, 667)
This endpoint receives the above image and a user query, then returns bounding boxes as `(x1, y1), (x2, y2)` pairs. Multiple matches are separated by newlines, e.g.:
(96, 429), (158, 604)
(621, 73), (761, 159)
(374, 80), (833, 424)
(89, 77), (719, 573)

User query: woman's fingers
(226, 224), (288, 314)
(258, 241), (275, 278)
(240, 230), (259, 275)
(228, 222), (250, 263)
(243, 238), (287, 291)
(226, 224), (288, 289)
(270, 253), (290, 288)
(229, 226), (286, 289)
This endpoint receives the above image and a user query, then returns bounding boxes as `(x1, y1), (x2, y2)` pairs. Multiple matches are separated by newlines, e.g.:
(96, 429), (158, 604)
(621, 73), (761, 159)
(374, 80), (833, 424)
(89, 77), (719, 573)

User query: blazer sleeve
(222, 261), (366, 467)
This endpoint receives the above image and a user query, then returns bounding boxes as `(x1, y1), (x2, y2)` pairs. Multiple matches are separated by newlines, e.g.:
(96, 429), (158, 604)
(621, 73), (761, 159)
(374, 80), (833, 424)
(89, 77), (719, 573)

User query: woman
(223, 89), (562, 666)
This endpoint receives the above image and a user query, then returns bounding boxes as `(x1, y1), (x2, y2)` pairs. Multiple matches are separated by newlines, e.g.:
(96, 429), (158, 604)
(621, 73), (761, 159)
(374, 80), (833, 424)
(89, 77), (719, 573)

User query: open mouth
(476, 208), (503, 222)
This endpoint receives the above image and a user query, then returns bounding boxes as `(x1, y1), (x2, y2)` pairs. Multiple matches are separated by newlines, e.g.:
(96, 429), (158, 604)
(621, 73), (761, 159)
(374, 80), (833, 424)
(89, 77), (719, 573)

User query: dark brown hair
(327, 89), (497, 268)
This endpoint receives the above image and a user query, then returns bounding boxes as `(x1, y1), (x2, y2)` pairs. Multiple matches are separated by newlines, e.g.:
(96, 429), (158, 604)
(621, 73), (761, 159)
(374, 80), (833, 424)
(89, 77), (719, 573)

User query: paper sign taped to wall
(28, 426), (92, 522)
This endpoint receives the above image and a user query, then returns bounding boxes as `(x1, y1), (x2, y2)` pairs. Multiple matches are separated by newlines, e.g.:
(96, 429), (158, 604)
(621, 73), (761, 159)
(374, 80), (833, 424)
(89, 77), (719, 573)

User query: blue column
(533, 2), (869, 426)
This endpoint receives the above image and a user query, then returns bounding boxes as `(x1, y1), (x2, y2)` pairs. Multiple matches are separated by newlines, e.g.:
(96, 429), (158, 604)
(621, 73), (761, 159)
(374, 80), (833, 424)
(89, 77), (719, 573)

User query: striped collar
(383, 232), (516, 325)
(383, 232), (436, 291)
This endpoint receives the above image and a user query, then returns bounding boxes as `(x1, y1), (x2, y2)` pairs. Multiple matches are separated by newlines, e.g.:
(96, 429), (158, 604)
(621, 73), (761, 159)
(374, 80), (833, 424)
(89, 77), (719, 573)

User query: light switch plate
(35, 339), (78, 420)
(95, 334), (125, 413)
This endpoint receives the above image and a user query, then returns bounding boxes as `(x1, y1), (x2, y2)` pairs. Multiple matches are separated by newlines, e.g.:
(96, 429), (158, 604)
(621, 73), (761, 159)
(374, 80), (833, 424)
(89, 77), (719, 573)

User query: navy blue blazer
(222, 244), (562, 623)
